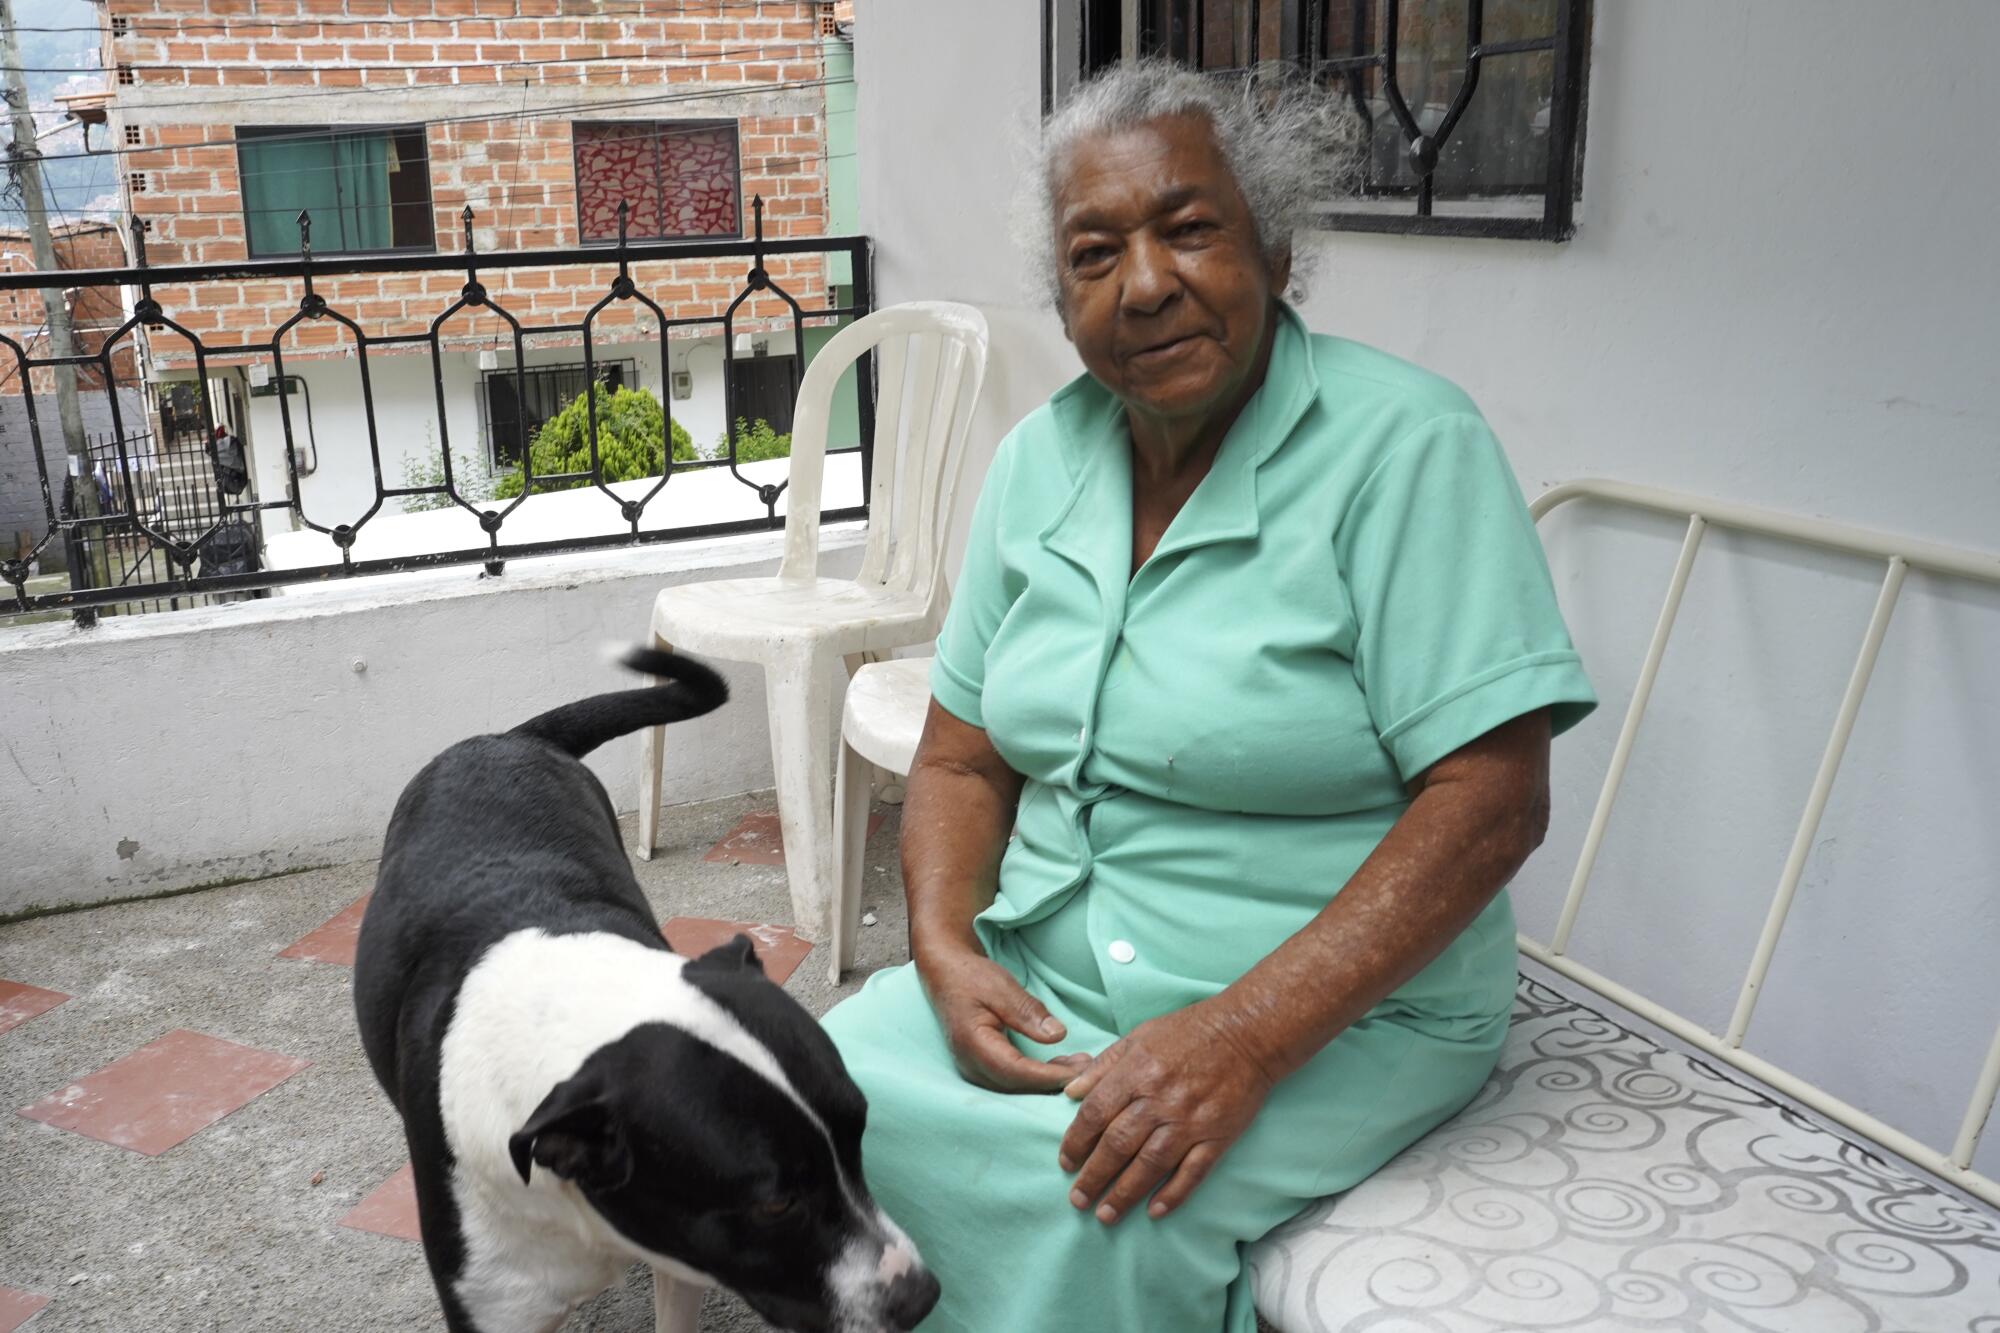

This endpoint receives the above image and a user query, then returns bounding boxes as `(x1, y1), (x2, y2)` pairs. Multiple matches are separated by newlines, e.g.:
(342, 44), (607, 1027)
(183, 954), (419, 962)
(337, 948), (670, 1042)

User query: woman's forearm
(1216, 711), (1552, 1083)
(901, 705), (1026, 963)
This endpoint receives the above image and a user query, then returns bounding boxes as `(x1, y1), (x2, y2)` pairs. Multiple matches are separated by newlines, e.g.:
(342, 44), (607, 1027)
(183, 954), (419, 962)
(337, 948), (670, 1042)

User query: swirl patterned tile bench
(1247, 977), (2000, 1331)
(1248, 482), (2000, 1332)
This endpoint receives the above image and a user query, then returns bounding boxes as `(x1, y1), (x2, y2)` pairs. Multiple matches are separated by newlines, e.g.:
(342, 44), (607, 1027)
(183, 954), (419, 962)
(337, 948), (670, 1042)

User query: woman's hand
(1058, 997), (1276, 1224)
(917, 944), (1092, 1093)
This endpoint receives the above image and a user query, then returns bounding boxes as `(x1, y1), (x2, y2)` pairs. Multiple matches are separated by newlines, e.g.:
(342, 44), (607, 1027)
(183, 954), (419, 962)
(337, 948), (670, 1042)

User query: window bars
(1049, 0), (1591, 240)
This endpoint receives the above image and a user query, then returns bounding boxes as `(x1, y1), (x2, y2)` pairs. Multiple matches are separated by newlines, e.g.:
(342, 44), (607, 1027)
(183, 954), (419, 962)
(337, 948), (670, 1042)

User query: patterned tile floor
(0, 791), (907, 1333)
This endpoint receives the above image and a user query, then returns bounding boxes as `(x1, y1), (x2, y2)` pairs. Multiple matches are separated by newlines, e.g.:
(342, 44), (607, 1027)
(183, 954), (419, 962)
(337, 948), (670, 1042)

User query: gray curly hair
(1019, 58), (1363, 310)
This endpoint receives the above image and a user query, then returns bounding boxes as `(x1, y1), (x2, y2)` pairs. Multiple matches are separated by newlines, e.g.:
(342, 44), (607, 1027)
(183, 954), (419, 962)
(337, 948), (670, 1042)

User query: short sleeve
(929, 439), (1019, 729)
(1336, 412), (1597, 781)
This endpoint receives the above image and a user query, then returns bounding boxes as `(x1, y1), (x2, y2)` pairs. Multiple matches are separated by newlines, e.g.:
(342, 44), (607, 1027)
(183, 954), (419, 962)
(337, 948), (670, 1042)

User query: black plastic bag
(198, 519), (259, 579)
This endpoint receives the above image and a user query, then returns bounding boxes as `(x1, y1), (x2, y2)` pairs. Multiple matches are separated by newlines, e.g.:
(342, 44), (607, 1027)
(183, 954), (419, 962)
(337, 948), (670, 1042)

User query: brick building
(0, 222), (141, 394)
(91, 0), (855, 527)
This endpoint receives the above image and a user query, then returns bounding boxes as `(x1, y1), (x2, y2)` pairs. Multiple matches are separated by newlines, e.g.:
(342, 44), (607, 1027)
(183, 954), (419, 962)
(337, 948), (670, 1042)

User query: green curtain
(240, 131), (392, 256)
(333, 132), (392, 253)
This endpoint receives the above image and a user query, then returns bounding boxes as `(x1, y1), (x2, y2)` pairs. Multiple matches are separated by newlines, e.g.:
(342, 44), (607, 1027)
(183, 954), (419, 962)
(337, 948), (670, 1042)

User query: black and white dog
(353, 649), (937, 1333)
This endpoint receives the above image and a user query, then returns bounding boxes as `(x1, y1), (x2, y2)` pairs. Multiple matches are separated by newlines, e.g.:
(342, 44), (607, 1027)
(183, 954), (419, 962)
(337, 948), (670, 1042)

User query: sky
(2, 0), (117, 229)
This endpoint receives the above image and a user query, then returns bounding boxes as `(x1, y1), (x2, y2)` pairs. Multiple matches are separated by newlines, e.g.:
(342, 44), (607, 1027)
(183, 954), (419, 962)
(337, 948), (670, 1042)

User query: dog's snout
(884, 1267), (940, 1330)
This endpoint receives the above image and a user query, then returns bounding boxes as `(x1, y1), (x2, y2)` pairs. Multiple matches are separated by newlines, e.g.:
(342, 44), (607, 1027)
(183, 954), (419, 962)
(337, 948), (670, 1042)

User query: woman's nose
(1120, 235), (1179, 316)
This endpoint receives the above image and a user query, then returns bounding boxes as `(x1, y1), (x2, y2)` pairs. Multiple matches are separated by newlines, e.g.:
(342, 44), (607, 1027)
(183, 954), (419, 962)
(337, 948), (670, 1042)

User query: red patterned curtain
(574, 121), (741, 242)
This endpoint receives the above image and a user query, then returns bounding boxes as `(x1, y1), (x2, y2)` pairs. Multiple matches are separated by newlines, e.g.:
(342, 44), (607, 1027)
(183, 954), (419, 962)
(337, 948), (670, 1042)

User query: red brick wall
(105, 2), (835, 367)
(0, 225), (143, 392)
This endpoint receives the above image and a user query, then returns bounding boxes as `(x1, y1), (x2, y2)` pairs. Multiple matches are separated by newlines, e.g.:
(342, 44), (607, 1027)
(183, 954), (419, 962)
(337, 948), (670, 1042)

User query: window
(1049, 0), (1590, 241)
(235, 125), (435, 258)
(483, 360), (633, 469)
(572, 120), (742, 244)
(124, 124), (142, 147)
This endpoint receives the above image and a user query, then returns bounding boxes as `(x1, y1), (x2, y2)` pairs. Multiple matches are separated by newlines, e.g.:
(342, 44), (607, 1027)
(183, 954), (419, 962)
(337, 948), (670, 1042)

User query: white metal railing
(1522, 478), (2000, 1209)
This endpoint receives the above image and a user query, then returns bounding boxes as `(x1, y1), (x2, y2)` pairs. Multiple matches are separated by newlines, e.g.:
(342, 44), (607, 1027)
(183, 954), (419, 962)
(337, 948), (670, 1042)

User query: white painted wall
(0, 528), (863, 916)
(261, 452), (859, 568)
(855, 1), (2000, 1178)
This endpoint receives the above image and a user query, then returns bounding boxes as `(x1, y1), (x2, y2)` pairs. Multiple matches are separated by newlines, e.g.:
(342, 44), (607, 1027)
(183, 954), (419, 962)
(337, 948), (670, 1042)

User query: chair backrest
(778, 301), (990, 615)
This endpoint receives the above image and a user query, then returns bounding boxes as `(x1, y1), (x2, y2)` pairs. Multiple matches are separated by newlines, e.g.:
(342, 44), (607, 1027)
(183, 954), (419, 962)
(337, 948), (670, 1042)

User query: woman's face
(1052, 113), (1287, 430)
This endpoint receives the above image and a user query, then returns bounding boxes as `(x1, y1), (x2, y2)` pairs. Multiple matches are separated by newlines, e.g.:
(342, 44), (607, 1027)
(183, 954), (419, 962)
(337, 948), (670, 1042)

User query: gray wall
(0, 388), (149, 566)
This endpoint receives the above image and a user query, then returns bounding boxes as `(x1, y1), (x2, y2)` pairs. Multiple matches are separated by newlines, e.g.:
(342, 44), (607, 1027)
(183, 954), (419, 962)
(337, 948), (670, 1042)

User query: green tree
(493, 383), (694, 499)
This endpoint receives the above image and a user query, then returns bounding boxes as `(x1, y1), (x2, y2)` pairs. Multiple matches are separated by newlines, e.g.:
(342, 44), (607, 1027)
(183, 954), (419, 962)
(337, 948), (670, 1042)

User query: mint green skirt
(823, 799), (1516, 1332)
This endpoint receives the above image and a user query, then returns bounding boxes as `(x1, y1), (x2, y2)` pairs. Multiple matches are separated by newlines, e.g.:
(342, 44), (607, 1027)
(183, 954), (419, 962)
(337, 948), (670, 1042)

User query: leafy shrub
(493, 383), (694, 499)
(398, 431), (496, 511)
(712, 417), (793, 463)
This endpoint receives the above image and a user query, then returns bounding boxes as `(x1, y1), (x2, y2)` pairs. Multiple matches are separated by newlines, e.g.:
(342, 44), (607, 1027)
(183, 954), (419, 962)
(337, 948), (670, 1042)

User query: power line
(25, 45), (841, 130)
(5, 37), (830, 78)
(8, 0), (807, 33)
(29, 72), (853, 165)
(497, 75), (531, 239)
(39, 150), (858, 210)
(122, 116), (829, 186)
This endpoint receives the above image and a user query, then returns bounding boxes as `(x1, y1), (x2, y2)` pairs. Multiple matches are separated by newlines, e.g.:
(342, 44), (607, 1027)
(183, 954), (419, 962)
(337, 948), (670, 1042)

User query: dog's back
(354, 650), (727, 1112)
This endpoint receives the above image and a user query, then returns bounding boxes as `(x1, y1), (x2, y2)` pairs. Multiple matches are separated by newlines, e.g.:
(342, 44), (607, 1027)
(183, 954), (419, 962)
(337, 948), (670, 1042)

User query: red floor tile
(17, 1029), (310, 1156)
(663, 918), (814, 985)
(704, 810), (885, 866)
(338, 1163), (421, 1242)
(278, 895), (371, 966)
(0, 1287), (49, 1332)
(0, 981), (69, 1036)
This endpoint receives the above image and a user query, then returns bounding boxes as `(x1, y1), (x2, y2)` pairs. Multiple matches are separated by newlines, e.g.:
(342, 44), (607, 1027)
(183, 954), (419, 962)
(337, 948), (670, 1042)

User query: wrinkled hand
(1060, 998), (1275, 1224)
(917, 945), (1092, 1093)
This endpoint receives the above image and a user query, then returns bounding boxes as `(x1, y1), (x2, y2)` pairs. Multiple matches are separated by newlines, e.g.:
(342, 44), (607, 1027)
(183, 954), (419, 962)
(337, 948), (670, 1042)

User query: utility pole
(0, 0), (102, 610)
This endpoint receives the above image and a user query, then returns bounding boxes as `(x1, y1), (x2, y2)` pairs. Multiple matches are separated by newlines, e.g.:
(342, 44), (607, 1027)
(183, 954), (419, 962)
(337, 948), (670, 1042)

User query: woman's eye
(1170, 219), (1215, 240)
(1070, 245), (1114, 269)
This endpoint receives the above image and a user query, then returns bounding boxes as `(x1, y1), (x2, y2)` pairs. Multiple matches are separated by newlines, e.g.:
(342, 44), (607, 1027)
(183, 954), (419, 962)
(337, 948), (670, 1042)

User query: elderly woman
(821, 61), (1596, 1331)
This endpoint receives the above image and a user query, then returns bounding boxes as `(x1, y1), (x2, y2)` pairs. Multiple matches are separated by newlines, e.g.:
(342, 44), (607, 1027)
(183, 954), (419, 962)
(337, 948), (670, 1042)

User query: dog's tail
(510, 648), (728, 759)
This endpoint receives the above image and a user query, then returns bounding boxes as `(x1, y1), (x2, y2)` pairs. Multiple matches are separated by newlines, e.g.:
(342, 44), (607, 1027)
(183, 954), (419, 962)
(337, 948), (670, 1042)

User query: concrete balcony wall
(0, 526), (864, 917)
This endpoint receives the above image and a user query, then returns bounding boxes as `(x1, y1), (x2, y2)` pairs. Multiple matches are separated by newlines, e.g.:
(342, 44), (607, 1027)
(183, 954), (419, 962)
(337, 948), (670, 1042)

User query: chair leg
(831, 734), (870, 984)
(764, 650), (837, 945)
(635, 630), (673, 862)
(653, 1268), (704, 1333)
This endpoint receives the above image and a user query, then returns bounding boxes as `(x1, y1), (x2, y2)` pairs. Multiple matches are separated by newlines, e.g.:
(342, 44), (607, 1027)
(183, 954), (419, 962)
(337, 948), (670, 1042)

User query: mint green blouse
(927, 304), (1597, 1029)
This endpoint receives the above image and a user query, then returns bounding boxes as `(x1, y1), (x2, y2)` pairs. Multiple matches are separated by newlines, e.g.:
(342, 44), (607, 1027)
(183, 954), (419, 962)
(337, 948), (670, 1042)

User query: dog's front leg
(653, 1268), (705, 1333)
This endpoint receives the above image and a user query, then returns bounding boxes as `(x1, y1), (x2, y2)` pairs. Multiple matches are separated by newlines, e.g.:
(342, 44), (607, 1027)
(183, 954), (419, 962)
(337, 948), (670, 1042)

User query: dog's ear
(688, 932), (764, 975)
(508, 1079), (633, 1190)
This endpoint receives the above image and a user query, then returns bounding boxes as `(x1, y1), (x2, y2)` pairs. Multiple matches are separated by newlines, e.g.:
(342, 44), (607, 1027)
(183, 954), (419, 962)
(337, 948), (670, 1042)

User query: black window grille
(484, 359), (634, 470)
(1047, 0), (1590, 241)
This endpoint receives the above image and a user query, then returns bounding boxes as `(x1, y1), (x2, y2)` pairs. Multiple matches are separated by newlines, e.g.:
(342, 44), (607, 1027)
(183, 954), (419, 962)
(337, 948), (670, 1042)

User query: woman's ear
(1269, 247), (1294, 301)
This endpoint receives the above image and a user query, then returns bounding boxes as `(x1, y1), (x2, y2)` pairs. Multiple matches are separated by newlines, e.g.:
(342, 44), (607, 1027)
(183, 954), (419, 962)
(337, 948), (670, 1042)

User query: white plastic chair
(830, 655), (934, 981)
(635, 301), (989, 949)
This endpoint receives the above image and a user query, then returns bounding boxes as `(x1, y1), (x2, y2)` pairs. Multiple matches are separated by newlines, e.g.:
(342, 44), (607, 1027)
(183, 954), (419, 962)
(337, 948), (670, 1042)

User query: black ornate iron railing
(1049, 0), (1590, 241)
(0, 198), (873, 623)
